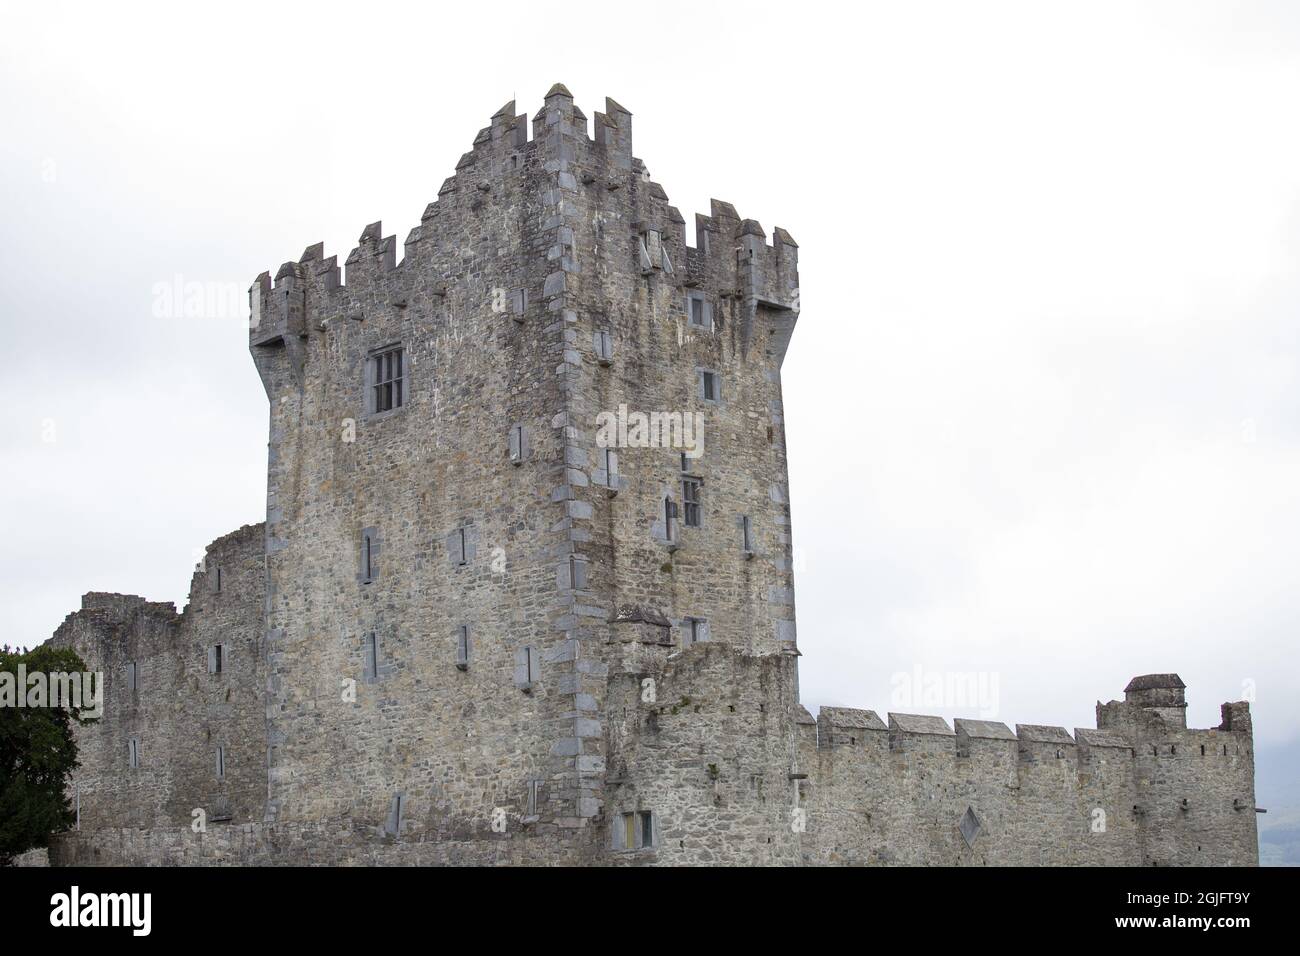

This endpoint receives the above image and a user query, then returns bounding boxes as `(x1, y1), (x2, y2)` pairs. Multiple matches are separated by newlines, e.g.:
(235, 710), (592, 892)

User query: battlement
(43, 85), (1258, 868)
(812, 675), (1253, 763)
(247, 86), (799, 365)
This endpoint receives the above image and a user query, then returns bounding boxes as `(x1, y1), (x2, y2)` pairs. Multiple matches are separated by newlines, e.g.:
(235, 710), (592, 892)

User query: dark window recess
(509, 425), (527, 464)
(385, 793), (405, 837)
(361, 529), (376, 583)
(618, 810), (655, 849)
(456, 625), (470, 670)
(700, 370), (719, 402)
(682, 478), (702, 527)
(686, 618), (710, 646)
(364, 632), (379, 682)
(372, 347), (404, 413)
(687, 294), (712, 330)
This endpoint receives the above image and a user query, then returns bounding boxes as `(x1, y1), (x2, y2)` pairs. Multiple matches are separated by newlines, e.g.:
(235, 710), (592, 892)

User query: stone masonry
(41, 87), (1257, 866)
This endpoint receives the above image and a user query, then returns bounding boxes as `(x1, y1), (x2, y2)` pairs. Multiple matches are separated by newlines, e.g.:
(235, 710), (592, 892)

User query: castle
(41, 86), (1257, 866)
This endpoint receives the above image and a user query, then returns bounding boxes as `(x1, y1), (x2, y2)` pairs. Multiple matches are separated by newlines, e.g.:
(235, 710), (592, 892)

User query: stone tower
(41, 86), (1256, 868)
(247, 84), (801, 858)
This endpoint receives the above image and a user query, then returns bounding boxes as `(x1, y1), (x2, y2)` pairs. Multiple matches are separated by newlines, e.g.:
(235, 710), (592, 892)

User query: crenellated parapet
(247, 85), (801, 373)
(803, 672), (1256, 865)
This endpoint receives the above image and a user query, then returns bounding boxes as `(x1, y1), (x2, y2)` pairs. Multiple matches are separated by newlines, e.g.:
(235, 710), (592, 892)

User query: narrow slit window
(664, 497), (678, 543)
(605, 448), (619, 486)
(640, 811), (654, 848)
(386, 793), (405, 836)
(364, 632), (378, 682)
(456, 625), (470, 670)
(362, 531), (373, 583)
(126, 661), (137, 692)
(509, 424), (526, 464)
(128, 737), (139, 770)
(216, 745), (225, 779)
(742, 515), (754, 552)
(569, 555), (588, 590)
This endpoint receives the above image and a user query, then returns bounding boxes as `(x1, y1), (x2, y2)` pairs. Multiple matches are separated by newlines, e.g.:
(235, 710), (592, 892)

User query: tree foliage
(0, 644), (93, 863)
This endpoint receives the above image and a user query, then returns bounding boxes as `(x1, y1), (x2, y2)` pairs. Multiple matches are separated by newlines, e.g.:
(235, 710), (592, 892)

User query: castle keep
(43, 87), (1258, 866)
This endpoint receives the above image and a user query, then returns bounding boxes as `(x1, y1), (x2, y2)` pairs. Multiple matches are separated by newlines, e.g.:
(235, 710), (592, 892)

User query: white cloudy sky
(1, 1), (1296, 752)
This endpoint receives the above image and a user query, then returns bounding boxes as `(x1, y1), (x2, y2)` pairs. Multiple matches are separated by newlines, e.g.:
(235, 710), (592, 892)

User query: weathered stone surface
(38, 87), (1256, 868)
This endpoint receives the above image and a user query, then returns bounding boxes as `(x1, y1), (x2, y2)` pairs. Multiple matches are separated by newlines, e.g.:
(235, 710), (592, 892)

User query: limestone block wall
(32, 88), (1260, 870)
(246, 85), (803, 843)
(602, 641), (804, 866)
(800, 684), (1254, 865)
(1098, 696), (1257, 866)
(167, 523), (268, 825)
(48, 523), (266, 832)
(250, 92), (604, 842)
(50, 594), (181, 829)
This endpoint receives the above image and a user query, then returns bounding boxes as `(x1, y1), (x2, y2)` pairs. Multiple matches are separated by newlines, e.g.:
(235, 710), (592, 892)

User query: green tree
(0, 644), (94, 864)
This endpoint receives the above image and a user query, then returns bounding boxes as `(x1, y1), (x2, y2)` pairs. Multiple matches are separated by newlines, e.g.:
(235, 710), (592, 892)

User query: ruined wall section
(166, 523), (267, 825)
(51, 594), (181, 829)
(48, 523), (266, 832)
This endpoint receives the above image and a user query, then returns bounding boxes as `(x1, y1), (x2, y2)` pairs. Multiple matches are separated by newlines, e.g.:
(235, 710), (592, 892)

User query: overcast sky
(1, 1), (1296, 751)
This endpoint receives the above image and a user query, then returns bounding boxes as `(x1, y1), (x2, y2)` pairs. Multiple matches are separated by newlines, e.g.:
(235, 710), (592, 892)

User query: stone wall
(245, 84), (801, 845)
(603, 641), (805, 865)
(33, 87), (1258, 867)
(47, 523), (266, 832)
